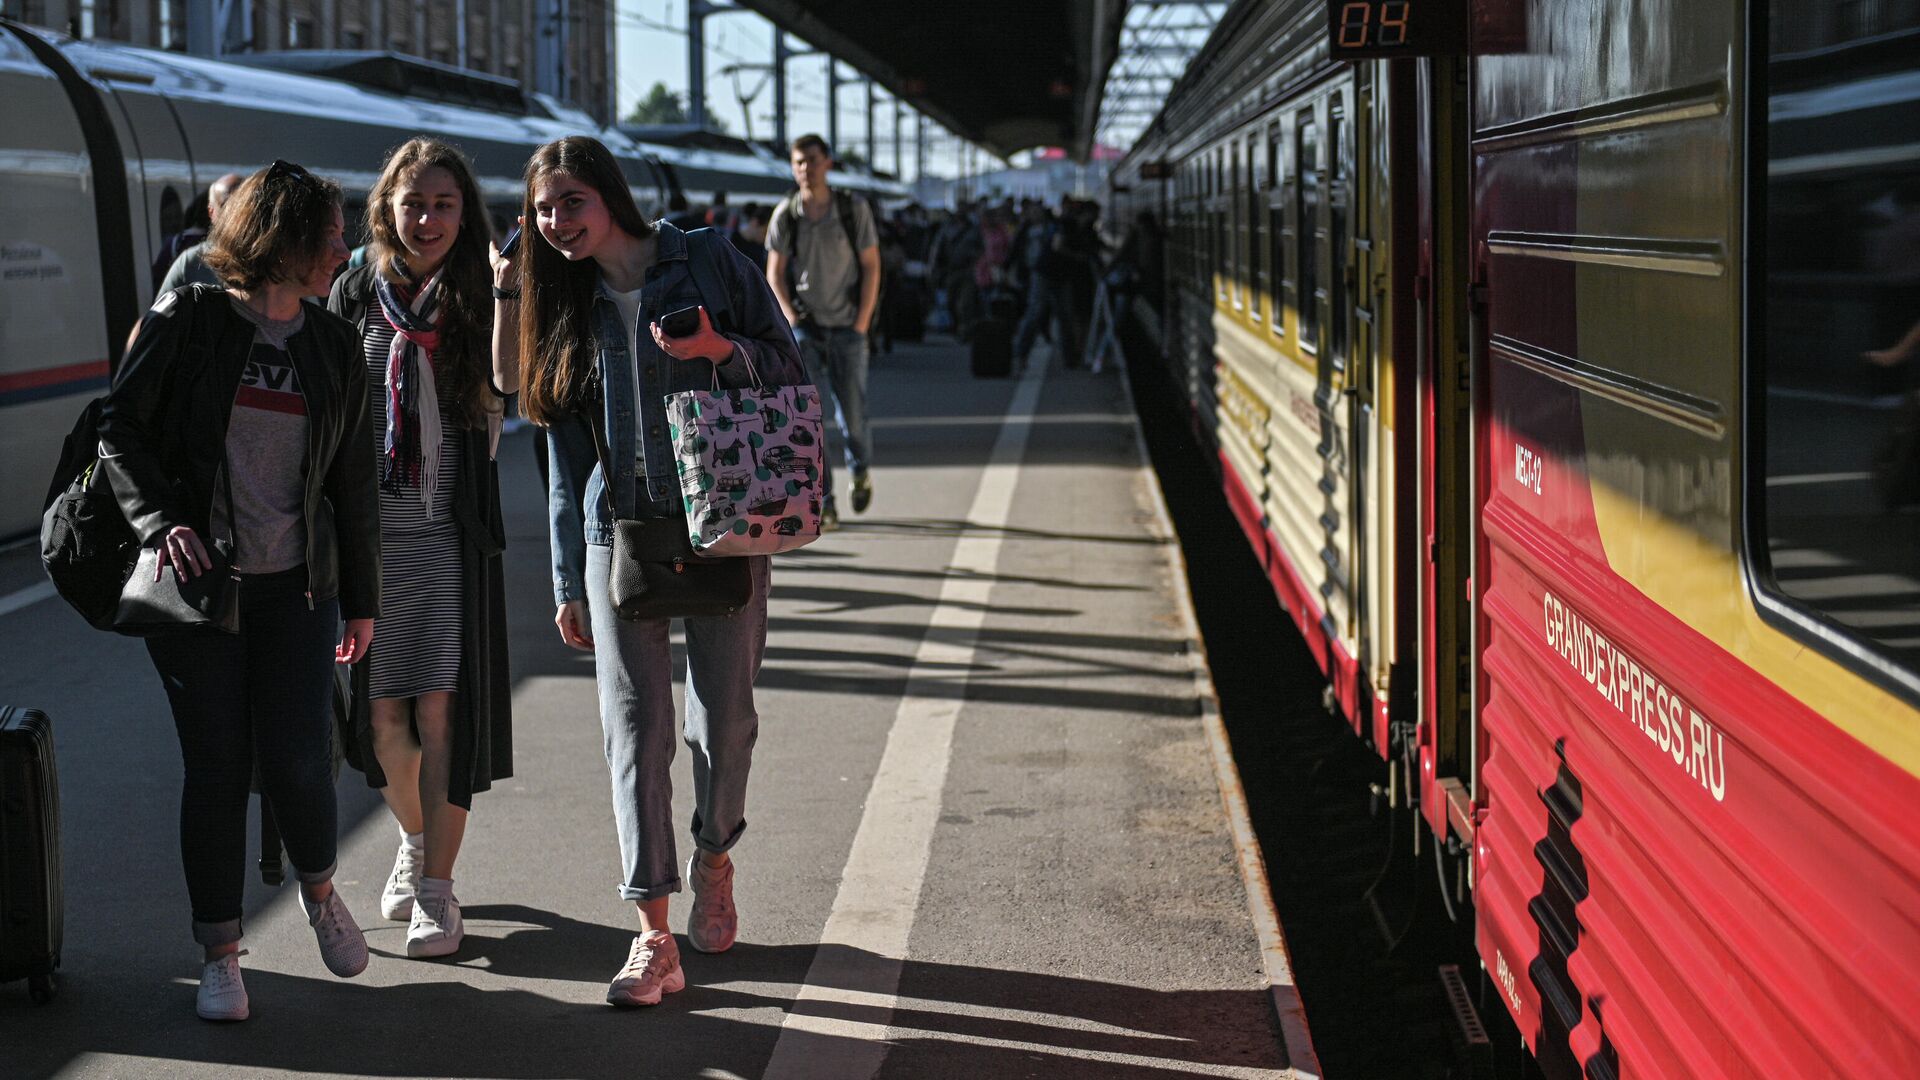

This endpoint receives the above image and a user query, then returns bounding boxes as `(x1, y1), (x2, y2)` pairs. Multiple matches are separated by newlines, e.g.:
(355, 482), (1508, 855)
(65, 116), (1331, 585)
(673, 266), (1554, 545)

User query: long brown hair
(516, 136), (655, 426)
(202, 161), (343, 290)
(364, 138), (495, 429)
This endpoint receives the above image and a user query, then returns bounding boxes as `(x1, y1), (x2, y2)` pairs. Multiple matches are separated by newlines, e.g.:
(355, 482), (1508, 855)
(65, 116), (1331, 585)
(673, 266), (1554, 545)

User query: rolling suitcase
(889, 279), (928, 342)
(971, 286), (1020, 378)
(971, 317), (1015, 378)
(0, 707), (61, 1003)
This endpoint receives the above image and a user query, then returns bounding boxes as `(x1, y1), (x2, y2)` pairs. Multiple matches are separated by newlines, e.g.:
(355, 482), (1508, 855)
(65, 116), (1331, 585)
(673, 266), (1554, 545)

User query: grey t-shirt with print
(767, 192), (878, 328)
(220, 297), (310, 574)
(158, 240), (221, 296)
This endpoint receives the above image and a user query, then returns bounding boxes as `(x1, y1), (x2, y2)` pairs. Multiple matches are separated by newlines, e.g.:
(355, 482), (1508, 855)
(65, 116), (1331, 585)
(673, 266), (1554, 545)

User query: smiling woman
(501, 133), (807, 1009)
(326, 137), (514, 967)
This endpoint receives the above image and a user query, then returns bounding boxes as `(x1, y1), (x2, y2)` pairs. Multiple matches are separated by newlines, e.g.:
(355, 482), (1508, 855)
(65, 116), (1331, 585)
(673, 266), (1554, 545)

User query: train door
(1347, 64), (1398, 750)
(1416, 54), (1476, 842)
(1317, 82), (1368, 722)
(0, 26), (119, 540)
(87, 70), (195, 306)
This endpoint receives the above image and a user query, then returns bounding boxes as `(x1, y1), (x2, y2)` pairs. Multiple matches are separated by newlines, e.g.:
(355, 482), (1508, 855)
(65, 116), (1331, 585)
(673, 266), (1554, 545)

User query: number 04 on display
(1326, 0), (1469, 59)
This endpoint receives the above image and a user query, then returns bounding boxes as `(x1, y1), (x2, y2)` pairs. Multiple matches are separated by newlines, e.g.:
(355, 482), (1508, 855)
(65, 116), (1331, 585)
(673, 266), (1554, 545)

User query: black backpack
(40, 395), (136, 629)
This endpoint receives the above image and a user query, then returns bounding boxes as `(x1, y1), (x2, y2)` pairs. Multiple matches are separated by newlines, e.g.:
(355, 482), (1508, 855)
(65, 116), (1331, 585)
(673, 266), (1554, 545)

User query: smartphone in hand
(499, 225), (521, 257)
(658, 305), (702, 338)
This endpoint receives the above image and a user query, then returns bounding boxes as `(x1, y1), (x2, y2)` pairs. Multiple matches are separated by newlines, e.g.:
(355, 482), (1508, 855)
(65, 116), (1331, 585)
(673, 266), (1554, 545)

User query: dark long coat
(327, 263), (512, 809)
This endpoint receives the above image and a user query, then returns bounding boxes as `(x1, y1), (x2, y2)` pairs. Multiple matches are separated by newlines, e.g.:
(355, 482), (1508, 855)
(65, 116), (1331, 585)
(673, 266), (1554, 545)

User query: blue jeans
(797, 326), (870, 502)
(145, 568), (340, 946)
(1013, 274), (1080, 365)
(585, 543), (770, 901)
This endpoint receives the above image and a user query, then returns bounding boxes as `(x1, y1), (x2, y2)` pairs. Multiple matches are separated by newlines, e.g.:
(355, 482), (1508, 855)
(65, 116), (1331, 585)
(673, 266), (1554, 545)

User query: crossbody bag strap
(582, 396), (614, 509)
(685, 229), (736, 333)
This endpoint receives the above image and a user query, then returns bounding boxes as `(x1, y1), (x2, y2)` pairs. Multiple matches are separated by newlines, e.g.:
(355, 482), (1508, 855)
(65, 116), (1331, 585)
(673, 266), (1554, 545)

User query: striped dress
(361, 318), (465, 700)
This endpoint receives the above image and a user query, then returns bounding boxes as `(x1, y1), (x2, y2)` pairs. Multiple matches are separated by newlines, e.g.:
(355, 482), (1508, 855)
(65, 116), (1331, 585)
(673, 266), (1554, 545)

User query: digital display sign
(1327, 1), (1470, 60)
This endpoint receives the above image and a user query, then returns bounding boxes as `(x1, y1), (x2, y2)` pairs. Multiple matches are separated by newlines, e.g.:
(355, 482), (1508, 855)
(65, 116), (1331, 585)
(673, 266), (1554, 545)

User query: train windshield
(1758, 2), (1920, 684)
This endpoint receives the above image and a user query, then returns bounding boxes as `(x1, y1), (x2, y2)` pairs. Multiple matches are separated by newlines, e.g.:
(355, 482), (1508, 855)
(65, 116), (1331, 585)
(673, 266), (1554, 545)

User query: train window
(343, 201), (371, 248)
(1231, 142), (1244, 309)
(1250, 133), (1265, 323)
(1329, 103), (1349, 370)
(1216, 147), (1228, 302)
(1298, 113), (1321, 351)
(159, 0), (186, 49)
(1270, 123), (1287, 338)
(1753, 0), (1920, 692)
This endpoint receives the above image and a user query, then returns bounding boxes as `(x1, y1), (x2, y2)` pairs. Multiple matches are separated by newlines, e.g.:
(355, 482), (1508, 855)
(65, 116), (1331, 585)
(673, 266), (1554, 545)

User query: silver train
(0, 19), (904, 541)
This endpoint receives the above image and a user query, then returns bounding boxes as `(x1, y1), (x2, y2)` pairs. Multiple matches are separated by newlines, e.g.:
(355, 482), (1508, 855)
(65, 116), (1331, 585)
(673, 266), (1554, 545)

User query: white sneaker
(196, 949), (249, 1022)
(303, 889), (369, 978)
(381, 844), (423, 921)
(406, 891), (465, 959)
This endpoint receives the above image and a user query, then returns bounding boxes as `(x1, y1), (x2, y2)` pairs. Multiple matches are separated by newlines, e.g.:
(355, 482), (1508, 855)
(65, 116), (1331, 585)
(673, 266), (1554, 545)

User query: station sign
(1327, 1), (1470, 60)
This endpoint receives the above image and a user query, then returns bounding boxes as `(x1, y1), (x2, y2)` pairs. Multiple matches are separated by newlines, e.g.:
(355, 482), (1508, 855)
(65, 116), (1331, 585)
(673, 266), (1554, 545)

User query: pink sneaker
(606, 930), (686, 1007)
(686, 855), (737, 954)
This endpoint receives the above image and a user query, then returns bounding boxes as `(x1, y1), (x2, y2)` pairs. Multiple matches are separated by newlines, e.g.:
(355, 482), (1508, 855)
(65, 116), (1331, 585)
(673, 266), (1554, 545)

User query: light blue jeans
(796, 325), (871, 502)
(585, 543), (771, 901)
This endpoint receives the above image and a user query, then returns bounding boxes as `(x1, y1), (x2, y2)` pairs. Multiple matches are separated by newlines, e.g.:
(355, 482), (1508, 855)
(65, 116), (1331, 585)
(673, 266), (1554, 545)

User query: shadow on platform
(6, 936), (1275, 1079)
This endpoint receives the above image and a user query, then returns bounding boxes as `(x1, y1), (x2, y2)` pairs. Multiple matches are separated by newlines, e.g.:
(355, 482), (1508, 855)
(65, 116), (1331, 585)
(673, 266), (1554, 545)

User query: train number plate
(1327, 1), (1469, 60)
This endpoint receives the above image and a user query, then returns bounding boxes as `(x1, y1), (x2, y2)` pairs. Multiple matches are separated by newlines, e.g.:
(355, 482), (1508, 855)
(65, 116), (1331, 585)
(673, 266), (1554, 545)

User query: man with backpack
(1011, 201), (1078, 371)
(767, 134), (881, 528)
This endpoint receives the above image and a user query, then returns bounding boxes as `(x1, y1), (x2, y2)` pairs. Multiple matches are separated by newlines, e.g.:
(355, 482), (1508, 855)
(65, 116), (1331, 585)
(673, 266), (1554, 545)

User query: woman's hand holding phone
(490, 217), (523, 291)
(651, 306), (733, 365)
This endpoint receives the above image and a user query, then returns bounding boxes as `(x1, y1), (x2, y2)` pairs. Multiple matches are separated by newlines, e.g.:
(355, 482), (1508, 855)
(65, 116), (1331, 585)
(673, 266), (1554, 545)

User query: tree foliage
(625, 81), (729, 133)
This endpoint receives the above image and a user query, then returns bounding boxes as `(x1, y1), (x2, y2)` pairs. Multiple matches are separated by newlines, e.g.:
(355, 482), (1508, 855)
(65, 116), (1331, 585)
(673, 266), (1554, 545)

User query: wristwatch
(492, 285), (520, 301)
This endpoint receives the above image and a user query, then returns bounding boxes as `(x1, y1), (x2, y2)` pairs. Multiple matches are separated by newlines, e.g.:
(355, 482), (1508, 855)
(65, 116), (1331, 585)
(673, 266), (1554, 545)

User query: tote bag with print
(667, 366), (824, 556)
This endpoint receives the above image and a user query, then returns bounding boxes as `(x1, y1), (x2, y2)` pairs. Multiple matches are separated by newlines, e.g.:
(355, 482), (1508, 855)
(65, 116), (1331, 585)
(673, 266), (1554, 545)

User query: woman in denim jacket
(492, 136), (803, 1007)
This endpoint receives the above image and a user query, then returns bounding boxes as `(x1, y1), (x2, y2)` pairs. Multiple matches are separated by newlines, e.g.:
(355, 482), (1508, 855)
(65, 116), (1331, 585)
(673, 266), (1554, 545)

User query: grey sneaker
(606, 930), (686, 1007)
(686, 855), (737, 954)
(380, 844), (422, 921)
(406, 891), (465, 959)
(303, 889), (369, 978)
(196, 950), (249, 1022)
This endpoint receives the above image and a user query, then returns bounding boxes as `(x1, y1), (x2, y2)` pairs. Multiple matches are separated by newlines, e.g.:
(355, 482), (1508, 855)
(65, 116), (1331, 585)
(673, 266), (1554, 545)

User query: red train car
(1109, 1), (1920, 1074)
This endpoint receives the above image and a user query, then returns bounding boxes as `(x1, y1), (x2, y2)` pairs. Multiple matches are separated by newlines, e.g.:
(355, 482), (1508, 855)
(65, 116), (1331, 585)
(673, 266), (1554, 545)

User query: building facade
(0, 0), (616, 123)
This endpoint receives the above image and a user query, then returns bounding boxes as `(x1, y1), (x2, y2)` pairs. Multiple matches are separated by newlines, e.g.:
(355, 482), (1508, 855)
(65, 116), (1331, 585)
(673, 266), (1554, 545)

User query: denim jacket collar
(578, 220), (721, 534)
(593, 220), (690, 306)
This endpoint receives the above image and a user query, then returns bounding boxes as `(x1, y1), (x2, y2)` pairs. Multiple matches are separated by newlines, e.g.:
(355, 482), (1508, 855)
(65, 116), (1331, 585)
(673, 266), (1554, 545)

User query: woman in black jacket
(327, 138), (512, 960)
(99, 161), (380, 1022)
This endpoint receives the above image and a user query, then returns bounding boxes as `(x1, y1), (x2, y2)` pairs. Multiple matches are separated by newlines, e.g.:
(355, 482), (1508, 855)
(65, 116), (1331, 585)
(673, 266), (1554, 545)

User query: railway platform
(0, 335), (1313, 1079)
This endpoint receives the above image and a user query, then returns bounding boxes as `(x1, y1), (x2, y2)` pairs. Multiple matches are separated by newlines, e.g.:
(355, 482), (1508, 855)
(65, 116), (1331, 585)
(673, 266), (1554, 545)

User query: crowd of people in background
(663, 190), (1160, 374)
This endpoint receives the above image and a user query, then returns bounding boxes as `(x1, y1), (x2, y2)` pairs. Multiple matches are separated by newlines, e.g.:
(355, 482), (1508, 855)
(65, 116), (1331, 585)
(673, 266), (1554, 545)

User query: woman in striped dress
(328, 138), (510, 959)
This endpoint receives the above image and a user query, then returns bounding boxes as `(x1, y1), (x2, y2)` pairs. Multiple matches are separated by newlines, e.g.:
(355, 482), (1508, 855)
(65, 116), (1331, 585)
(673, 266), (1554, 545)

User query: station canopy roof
(733, 0), (1130, 161)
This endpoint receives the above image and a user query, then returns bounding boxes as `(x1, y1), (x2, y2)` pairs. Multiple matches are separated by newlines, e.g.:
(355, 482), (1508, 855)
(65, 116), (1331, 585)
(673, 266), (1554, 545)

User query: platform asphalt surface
(0, 337), (1292, 1079)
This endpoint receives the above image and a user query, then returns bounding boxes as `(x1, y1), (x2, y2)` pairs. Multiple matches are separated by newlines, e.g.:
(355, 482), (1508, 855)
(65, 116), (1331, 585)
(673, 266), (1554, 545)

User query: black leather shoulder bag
(114, 460), (241, 636)
(584, 400), (752, 621)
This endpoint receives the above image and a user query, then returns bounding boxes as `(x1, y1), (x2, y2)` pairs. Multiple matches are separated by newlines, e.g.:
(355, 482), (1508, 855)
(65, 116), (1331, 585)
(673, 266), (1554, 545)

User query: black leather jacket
(98, 283), (381, 619)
